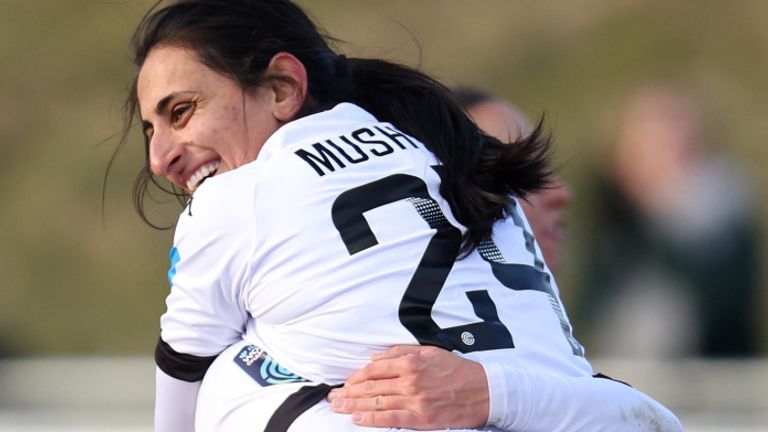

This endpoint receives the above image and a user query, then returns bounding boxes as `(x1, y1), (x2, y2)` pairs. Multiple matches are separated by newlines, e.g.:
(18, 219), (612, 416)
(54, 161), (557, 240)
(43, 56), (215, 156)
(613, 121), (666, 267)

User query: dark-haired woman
(124, 1), (682, 431)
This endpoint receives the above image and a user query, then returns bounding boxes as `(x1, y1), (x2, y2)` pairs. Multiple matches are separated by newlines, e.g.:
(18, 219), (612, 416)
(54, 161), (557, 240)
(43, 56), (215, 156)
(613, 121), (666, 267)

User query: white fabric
(482, 362), (683, 431)
(154, 367), (200, 432)
(195, 340), (506, 431)
(156, 103), (679, 432)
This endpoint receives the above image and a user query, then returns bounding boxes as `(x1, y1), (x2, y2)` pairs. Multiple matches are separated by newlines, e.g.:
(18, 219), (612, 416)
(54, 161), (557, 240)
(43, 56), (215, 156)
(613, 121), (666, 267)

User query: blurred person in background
(451, 86), (573, 274)
(580, 84), (760, 358)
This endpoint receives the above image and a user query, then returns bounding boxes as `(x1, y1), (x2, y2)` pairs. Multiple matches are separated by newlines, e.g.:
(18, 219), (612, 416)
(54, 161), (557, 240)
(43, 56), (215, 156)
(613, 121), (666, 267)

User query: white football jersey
(161, 102), (589, 382)
(156, 103), (683, 432)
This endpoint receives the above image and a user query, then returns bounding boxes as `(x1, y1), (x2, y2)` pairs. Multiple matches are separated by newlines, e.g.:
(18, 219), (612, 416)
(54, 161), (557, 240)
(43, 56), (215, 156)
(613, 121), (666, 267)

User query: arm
(153, 185), (253, 431)
(155, 367), (201, 432)
(328, 345), (683, 432)
(154, 337), (220, 432)
(483, 361), (683, 432)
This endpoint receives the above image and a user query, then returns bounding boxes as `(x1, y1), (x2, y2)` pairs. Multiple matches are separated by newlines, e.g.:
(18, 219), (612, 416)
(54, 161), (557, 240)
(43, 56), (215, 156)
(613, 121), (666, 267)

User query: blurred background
(0, 0), (765, 430)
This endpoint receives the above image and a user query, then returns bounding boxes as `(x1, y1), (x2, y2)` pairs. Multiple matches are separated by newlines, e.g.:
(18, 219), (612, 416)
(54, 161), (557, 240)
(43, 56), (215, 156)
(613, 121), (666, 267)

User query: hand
(327, 345), (489, 430)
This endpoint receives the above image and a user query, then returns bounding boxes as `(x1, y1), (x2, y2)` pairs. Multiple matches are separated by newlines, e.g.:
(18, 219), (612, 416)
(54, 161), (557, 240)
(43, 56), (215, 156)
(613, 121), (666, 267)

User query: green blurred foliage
(0, 0), (765, 356)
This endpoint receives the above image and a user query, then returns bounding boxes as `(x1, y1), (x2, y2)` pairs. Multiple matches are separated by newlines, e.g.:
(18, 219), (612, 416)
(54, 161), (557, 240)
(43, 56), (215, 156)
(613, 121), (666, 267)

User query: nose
(148, 129), (184, 177)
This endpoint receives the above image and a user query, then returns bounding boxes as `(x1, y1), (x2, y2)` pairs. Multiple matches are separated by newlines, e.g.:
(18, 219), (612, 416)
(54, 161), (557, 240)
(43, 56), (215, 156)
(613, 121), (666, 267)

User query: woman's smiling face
(137, 45), (282, 193)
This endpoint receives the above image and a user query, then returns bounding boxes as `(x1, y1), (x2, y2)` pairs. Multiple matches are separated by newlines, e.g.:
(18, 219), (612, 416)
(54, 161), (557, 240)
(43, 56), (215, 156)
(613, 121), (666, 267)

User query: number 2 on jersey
(331, 173), (583, 356)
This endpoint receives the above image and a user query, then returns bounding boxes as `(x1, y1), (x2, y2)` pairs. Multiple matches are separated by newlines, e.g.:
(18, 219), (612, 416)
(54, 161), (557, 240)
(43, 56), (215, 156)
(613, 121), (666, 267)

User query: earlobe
(266, 52), (309, 122)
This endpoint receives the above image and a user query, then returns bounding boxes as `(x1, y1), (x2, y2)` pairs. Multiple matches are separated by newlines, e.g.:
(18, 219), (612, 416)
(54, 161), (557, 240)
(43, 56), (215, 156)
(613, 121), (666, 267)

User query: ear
(265, 52), (309, 122)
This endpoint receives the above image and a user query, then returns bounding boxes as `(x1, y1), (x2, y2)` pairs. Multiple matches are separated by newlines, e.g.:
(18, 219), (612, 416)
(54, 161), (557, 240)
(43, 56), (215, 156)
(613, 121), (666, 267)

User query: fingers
(348, 345), (442, 384)
(346, 356), (402, 384)
(329, 377), (399, 401)
(330, 394), (433, 429)
(328, 346), (483, 430)
(349, 410), (423, 429)
(330, 393), (405, 413)
(370, 345), (424, 360)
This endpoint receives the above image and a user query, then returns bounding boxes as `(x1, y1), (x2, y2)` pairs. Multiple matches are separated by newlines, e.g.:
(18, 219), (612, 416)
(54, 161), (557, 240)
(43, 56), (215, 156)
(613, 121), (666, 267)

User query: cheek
(521, 197), (544, 220)
(222, 102), (244, 122)
(520, 201), (543, 228)
(528, 191), (562, 210)
(208, 105), (248, 155)
(214, 105), (246, 139)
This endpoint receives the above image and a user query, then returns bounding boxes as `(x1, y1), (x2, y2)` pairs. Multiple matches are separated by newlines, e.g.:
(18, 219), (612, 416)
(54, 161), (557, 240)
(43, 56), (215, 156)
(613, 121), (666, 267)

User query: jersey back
(165, 103), (589, 385)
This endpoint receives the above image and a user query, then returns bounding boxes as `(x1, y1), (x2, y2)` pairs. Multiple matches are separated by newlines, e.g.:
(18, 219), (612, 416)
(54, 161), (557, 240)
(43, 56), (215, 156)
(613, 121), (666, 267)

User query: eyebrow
(154, 91), (197, 115)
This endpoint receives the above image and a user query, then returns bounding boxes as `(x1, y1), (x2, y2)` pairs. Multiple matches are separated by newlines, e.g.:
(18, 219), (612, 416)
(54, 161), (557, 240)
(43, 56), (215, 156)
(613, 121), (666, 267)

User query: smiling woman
(137, 46), (289, 193)
(119, 1), (682, 431)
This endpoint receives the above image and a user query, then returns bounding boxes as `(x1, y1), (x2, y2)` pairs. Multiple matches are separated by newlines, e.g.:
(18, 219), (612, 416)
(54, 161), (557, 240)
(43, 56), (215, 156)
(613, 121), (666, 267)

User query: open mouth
(186, 160), (220, 192)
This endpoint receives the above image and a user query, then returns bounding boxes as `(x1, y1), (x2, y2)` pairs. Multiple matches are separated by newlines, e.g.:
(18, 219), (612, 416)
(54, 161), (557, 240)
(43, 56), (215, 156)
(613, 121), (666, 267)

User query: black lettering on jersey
(325, 136), (370, 164)
(374, 125), (419, 149)
(351, 128), (394, 156)
(186, 196), (194, 216)
(294, 143), (346, 176)
(295, 125), (421, 177)
(332, 174), (514, 353)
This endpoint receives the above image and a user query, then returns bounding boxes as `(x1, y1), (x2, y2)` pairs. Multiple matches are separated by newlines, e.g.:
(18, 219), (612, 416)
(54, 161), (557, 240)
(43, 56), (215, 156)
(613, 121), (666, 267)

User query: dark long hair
(117, 0), (552, 252)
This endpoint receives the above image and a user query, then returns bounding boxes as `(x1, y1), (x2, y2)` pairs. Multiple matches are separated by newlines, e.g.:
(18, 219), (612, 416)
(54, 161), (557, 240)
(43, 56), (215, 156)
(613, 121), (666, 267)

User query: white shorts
(195, 339), (502, 432)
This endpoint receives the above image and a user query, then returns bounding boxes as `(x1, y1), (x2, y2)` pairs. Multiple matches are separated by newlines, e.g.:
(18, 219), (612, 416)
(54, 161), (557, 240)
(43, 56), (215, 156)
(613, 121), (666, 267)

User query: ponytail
(328, 56), (552, 253)
(120, 0), (552, 250)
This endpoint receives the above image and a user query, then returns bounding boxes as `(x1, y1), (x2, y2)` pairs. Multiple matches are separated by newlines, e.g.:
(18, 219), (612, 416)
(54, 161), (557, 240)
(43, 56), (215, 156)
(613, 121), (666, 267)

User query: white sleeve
(482, 363), (683, 432)
(159, 191), (252, 358)
(154, 180), (255, 430)
(154, 366), (201, 432)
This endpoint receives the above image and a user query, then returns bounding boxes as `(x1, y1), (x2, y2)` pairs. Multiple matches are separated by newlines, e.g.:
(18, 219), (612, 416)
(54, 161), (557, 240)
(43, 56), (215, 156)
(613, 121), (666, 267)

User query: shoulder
(173, 166), (258, 251)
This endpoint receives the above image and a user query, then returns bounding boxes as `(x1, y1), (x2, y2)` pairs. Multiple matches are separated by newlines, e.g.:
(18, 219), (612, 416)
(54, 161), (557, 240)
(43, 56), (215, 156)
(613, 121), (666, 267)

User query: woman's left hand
(327, 345), (489, 430)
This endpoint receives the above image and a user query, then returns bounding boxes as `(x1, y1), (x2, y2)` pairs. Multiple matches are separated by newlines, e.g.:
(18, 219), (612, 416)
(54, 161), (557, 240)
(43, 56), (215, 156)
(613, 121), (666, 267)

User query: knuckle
(370, 412), (387, 427)
(363, 380), (376, 393)
(353, 368), (369, 382)
(390, 412), (412, 428)
(420, 409), (441, 428)
(414, 414), (434, 428)
(422, 346), (441, 357)
(401, 378), (418, 394)
(390, 412), (409, 428)
(414, 395), (437, 416)
(414, 394), (428, 409)
(401, 355), (419, 372)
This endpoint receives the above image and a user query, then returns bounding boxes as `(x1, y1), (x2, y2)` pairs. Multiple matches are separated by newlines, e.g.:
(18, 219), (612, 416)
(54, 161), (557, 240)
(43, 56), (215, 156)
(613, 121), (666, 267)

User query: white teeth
(186, 161), (220, 191)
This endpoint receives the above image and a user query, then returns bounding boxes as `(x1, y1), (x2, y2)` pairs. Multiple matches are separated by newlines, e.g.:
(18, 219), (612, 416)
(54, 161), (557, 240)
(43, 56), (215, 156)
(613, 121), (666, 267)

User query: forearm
(155, 366), (201, 432)
(153, 335), (222, 432)
(483, 363), (683, 432)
